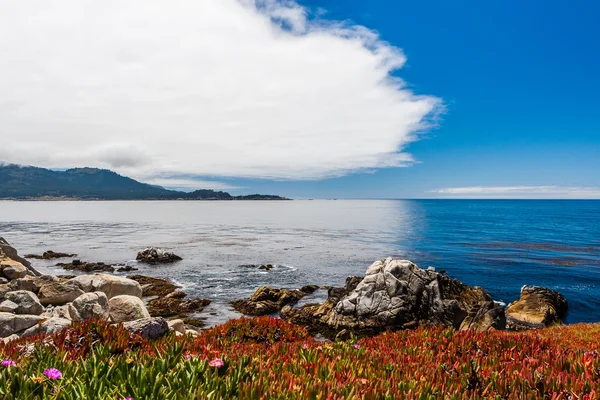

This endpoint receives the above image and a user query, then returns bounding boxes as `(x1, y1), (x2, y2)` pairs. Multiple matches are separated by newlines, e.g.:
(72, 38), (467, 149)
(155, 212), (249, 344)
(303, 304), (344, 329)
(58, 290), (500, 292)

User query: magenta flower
(185, 354), (196, 359)
(354, 344), (361, 349)
(302, 343), (308, 348)
(1, 360), (16, 367)
(119, 398), (133, 400)
(43, 368), (62, 380)
(208, 358), (224, 368)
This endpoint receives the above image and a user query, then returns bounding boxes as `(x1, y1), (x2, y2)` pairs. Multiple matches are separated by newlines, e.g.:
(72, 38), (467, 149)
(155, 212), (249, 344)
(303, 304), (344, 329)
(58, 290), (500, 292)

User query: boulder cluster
(237, 258), (569, 339)
(0, 239), (196, 343)
(136, 248), (182, 264)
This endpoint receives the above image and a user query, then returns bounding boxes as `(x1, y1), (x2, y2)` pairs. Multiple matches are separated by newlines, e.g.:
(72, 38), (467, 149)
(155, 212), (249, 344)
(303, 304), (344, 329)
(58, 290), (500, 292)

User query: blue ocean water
(1, 199), (599, 326)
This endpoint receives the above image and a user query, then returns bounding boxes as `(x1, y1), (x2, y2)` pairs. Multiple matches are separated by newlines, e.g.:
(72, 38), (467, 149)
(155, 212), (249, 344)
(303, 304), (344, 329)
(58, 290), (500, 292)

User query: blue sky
(225, 0), (600, 198)
(1, 0), (598, 198)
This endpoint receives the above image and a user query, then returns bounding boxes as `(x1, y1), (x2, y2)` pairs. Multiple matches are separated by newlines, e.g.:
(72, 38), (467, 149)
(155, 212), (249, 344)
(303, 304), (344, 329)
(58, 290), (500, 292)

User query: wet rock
(69, 292), (109, 321)
(24, 251), (76, 260)
(459, 301), (506, 332)
(505, 285), (568, 330)
(182, 317), (206, 328)
(116, 265), (138, 272)
(57, 260), (115, 273)
(300, 285), (320, 294)
(5, 290), (44, 315)
(232, 286), (307, 316)
(136, 248), (182, 264)
(37, 281), (85, 306)
(21, 317), (72, 337)
(258, 264), (273, 271)
(147, 291), (211, 318)
(69, 274), (142, 299)
(108, 295), (150, 323)
(122, 317), (169, 339)
(126, 275), (180, 297)
(0, 312), (45, 337)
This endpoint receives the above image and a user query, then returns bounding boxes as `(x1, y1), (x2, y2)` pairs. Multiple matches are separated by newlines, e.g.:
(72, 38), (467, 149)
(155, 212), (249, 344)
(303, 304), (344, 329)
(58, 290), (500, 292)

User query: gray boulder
(122, 317), (169, 339)
(0, 300), (19, 313)
(108, 295), (150, 323)
(38, 281), (85, 306)
(5, 290), (44, 315)
(9, 275), (59, 293)
(21, 317), (72, 337)
(44, 304), (72, 320)
(0, 312), (45, 337)
(69, 274), (142, 299)
(69, 292), (109, 321)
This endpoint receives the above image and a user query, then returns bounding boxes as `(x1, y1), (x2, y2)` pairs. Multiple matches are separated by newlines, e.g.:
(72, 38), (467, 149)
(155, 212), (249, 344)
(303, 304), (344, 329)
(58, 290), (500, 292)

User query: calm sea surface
(1, 200), (599, 326)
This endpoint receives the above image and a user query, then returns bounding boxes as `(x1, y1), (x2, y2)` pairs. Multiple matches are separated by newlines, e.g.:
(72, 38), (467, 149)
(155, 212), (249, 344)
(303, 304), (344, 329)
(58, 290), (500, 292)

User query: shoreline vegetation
(0, 164), (289, 201)
(2, 238), (600, 398)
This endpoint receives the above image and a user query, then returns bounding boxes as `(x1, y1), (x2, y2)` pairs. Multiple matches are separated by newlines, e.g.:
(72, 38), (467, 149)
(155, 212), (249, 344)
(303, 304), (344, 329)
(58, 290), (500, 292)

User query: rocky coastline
(0, 237), (569, 344)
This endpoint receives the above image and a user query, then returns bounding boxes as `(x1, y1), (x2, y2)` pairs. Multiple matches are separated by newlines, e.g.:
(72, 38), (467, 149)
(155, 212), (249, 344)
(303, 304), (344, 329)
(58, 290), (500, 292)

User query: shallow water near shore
(1, 199), (599, 327)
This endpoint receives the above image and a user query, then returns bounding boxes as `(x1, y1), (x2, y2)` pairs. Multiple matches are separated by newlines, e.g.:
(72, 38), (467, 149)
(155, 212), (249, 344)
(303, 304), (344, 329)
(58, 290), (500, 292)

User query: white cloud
(429, 186), (600, 199)
(145, 178), (240, 191)
(0, 0), (440, 184)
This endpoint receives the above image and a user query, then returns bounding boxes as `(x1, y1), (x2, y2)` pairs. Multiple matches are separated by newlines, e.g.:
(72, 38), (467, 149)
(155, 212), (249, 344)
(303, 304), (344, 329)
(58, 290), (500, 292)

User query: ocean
(1, 199), (599, 327)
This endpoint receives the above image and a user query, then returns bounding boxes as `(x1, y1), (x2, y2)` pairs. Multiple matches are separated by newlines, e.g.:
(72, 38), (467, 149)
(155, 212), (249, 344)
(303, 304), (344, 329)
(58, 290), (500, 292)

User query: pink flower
(354, 344), (361, 349)
(1, 360), (16, 367)
(302, 343), (308, 348)
(208, 358), (224, 368)
(185, 354), (196, 359)
(119, 398), (133, 400)
(43, 368), (62, 380)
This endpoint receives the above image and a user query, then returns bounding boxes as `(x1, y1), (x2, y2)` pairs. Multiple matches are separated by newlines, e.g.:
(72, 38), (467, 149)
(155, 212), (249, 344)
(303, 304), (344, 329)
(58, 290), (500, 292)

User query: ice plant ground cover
(0, 317), (600, 399)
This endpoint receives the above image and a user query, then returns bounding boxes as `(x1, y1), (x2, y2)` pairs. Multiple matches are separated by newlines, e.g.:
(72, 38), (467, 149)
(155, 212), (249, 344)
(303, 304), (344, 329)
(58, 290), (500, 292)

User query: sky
(0, 0), (598, 198)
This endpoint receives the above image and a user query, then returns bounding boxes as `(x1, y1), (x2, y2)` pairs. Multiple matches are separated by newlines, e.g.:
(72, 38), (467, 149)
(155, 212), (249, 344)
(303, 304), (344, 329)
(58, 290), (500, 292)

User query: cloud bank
(0, 0), (440, 186)
(429, 186), (600, 199)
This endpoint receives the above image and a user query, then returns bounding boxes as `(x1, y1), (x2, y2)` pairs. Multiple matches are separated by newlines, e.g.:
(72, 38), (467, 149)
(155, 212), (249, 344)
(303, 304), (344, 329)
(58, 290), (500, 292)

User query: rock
(116, 266), (138, 272)
(325, 258), (491, 332)
(0, 284), (10, 301)
(2, 334), (20, 343)
(168, 319), (186, 334)
(21, 317), (72, 337)
(136, 248), (182, 264)
(24, 251), (76, 260)
(57, 260), (115, 273)
(232, 286), (307, 316)
(0, 237), (40, 276)
(126, 275), (180, 296)
(459, 301), (506, 332)
(185, 329), (199, 337)
(258, 264), (273, 271)
(68, 292), (109, 321)
(505, 285), (568, 330)
(5, 290), (44, 315)
(9, 275), (59, 293)
(44, 304), (72, 320)
(69, 274), (142, 299)
(122, 317), (169, 339)
(147, 292), (211, 318)
(0, 300), (19, 313)
(0, 278), (7, 285)
(0, 312), (45, 337)
(1, 261), (28, 280)
(108, 295), (150, 323)
(300, 285), (320, 294)
(37, 281), (85, 306)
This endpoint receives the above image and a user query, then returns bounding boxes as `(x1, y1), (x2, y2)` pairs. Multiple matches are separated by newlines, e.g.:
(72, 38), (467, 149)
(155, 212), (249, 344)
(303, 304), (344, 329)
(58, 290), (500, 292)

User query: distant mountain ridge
(0, 164), (288, 200)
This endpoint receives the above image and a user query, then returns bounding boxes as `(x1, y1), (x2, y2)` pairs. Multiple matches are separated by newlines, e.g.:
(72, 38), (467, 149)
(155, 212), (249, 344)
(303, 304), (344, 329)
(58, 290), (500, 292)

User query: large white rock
(167, 319), (185, 334)
(0, 312), (45, 337)
(108, 295), (150, 323)
(4, 290), (44, 315)
(69, 274), (142, 299)
(69, 292), (109, 321)
(21, 317), (72, 337)
(38, 282), (85, 306)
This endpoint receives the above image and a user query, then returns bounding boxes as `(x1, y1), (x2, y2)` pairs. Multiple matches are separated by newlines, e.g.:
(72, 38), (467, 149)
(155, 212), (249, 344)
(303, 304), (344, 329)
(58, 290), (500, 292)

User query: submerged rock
(57, 259), (116, 273)
(24, 250), (76, 260)
(232, 286), (307, 316)
(136, 248), (182, 264)
(505, 285), (568, 330)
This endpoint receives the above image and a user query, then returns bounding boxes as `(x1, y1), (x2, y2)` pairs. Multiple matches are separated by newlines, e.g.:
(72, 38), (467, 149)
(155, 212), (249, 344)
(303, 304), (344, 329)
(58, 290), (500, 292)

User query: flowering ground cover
(1, 317), (599, 399)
